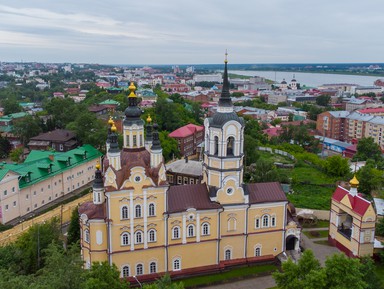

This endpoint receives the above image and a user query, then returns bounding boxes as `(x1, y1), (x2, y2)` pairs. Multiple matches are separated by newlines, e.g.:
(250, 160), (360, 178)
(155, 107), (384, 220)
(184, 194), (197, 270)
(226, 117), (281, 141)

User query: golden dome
(146, 114), (152, 123)
(108, 117), (114, 125)
(95, 162), (101, 170)
(350, 175), (359, 187)
(128, 81), (136, 98)
(111, 124), (117, 132)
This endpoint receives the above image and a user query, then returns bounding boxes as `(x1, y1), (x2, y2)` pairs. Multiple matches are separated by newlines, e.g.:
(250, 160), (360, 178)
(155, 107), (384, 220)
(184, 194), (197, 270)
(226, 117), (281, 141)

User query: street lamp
(133, 275), (142, 289)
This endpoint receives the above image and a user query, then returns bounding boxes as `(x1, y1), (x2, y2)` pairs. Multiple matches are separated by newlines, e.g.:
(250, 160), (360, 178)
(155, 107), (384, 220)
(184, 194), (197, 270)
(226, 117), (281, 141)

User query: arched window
(227, 218), (237, 231)
(121, 232), (130, 246)
(255, 247), (261, 257)
(150, 262), (157, 274)
(148, 229), (156, 242)
(135, 231), (143, 244)
(84, 229), (90, 243)
(187, 224), (195, 237)
(227, 136), (235, 156)
(271, 216), (276, 227)
(173, 258), (181, 271)
(135, 205), (142, 218)
(214, 136), (219, 155)
(122, 265), (130, 277)
(121, 206), (129, 219)
(255, 217), (260, 229)
(202, 223), (210, 236)
(136, 264), (143, 275)
(225, 249), (231, 260)
(148, 203), (155, 216)
(262, 215), (269, 227)
(172, 226), (180, 239)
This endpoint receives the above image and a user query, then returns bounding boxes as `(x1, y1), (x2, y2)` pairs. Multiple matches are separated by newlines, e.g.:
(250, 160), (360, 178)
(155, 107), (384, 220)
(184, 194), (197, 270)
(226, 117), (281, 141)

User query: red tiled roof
(78, 201), (106, 220)
(246, 182), (287, 204)
(262, 127), (282, 137)
(358, 107), (384, 114)
(332, 186), (371, 216)
(168, 183), (222, 213)
(169, 124), (204, 138)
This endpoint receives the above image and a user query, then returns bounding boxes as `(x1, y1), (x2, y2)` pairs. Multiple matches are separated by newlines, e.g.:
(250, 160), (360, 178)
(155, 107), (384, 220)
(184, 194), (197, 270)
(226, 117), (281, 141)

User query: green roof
(0, 144), (102, 188)
(2, 112), (29, 120)
(99, 99), (120, 105)
(19, 102), (35, 107)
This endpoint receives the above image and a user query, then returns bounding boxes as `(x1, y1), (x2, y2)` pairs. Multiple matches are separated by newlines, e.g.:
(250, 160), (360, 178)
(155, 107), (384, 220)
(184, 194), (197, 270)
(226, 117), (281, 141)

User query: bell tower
(203, 52), (246, 204)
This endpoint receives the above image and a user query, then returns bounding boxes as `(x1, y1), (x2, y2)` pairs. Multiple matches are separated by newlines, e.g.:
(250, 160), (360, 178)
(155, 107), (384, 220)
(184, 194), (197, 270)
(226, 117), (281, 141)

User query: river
(230, 70), (381, 87)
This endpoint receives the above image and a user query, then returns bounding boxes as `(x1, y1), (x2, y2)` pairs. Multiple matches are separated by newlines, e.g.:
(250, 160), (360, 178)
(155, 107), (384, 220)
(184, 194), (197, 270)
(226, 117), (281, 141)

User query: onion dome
(146, 115), (153, 142)
(350, 175), (359, 187)
(124, 81), (142, 119)
(108, 117), (114, 126)
(281, 79), (287, 84)
(93, 162), (103, 189)
(151, 123), (161, 150)
(111, 123), (117, 132)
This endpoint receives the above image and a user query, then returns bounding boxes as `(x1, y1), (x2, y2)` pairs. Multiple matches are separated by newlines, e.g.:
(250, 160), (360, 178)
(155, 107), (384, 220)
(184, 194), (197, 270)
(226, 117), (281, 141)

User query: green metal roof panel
(1, 145), (102, 188)
(99, 99), (120, 105)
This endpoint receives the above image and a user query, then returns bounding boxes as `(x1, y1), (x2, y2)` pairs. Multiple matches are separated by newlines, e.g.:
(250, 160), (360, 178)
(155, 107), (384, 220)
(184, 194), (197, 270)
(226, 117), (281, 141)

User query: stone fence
(297, 208), (330, 221)
(257, 147), (296, 161)
(0, 193), (92, 246)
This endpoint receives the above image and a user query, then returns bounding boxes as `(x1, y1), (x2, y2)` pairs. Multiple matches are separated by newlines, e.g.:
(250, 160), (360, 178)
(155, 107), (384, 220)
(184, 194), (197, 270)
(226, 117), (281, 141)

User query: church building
(78, 57), (301, 281)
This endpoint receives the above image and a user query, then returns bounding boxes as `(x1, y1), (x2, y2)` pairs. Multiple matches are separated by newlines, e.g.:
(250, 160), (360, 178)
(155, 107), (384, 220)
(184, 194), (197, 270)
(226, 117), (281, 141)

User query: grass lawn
(287, 184), (333, 210)
(301, 220), (329, 229)
(376, 263), (384, 287)
(313, 240), (333, 246)
(181, 264), (277, 288)
(258, 151), (295, 164)
(303, 230), (329, 239)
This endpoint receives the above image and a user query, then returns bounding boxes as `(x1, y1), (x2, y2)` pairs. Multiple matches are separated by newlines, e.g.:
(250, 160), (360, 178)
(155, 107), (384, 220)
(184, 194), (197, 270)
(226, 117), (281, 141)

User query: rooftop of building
(169, 124), (204, 138)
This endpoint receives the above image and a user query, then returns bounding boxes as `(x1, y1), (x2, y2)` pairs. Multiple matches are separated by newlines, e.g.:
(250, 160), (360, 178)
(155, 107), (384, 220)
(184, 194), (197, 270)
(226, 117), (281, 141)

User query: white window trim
(173, 258), (181, 271)
(172, 226), (180, 239)
(148, 229), (157, 242)
(187, 224), (195, 237)
(122, 265), (130, 277)
(149, 261), (157, 274)
(148, 203), (156, 217)
(136, 263), (144, 275)
(201, 222), (210, 236)
(121, 232), (130, 246)
(121, 205), (129, 220)
(135, 231), (143, 244)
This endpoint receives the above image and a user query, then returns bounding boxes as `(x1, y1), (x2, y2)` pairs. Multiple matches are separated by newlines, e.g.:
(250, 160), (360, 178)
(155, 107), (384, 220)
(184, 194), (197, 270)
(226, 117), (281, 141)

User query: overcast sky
(0, 1), (383, 64)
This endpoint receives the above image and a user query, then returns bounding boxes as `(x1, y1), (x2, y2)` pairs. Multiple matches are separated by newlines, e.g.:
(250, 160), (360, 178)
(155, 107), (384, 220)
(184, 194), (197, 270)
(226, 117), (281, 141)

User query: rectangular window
(177, 176), (182, 184)
(59, 144), (64, 151)
(190, 179), (194, 184)
(183, 177), (188, 184)
(3, 190), (7, 196)
(5, 205), (9, 210)
(12, 187), (15, 192)
(126, 135), (130, 147)
(133, 135), (137, 147)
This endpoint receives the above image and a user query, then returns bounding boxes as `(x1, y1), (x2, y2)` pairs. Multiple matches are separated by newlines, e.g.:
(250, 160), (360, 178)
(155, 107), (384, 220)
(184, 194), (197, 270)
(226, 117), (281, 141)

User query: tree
(273, 250), (368, 289)
(357, 163), (383, 195)
(82, 261), (129, 289)
(0, 136), (12, 158)
(273, 250), (326, 289)
(159, 131), (180, 162)
(244, 135), (260, 166)
(67, 206), (80, 246)
(9, 147), (23, 163)
(12, 115), (42, 146)
(316, 94), (331, 107)
(2, 98), (22, 115)
(324, 253), (366, 289)
(244, 159), (281, 183)
(353, 137), (382, 163)
(143, 274), (184, 289)
(376, 217), (384, 236)
(360, 256), (382, 289)
(323, 155), (350, 177)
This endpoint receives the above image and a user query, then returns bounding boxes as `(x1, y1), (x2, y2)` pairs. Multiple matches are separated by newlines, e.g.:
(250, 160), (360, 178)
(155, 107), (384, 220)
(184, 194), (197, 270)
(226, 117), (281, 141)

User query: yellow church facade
(79, 61), (300, 281)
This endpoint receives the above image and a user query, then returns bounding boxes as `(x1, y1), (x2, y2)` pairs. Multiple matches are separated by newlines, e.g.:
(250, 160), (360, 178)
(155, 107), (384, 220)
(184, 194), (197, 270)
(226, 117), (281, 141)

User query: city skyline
(1, 0), (384, 64)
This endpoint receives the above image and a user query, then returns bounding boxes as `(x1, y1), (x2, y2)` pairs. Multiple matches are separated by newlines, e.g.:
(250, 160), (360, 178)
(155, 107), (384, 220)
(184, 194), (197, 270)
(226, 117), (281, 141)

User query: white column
(144, 190), (148, 249)
(130, 191), (134, 251)
(182, 214), (186, 244)
(196, 213), (200, 242)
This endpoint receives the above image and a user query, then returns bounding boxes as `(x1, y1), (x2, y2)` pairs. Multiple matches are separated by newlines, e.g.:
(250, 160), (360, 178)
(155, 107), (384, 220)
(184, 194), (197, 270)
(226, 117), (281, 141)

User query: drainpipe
(244, 204), (250, 260)
(217, 208), (223, 264)
(106, 194), (112, 265)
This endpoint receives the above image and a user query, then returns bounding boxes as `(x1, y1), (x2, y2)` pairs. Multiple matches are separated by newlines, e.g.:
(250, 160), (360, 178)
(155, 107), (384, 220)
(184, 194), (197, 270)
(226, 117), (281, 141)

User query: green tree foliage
(357, 162), (383, 195)
(67, 206), (80, 246)
(66, 112), (107, 150)
(323, 155), (350, 177)
(244, 135), (260, 166)
(231, 92), (244, 97)
(353, 137), (382, 163)
(244, 158), (283, 183)
(12, 115), (42, 146)
(376, 217), (384, 236)
(44, 98), (83, 128)
(9, 147), (23, 163)
(159, 131), (180, 162)
(143, 274), (184, 289)
(2, 98), (22, 115)
(273, 250), (368, 289)
(316, 94), (331, 107)
(0, 136), (12, 158)
(359, 256), (382, 289)
(83, 261), (129, 289)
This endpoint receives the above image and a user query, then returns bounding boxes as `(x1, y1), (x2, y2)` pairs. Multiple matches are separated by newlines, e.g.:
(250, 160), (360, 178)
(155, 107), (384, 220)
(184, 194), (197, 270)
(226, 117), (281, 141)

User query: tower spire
(218, 50), (232, 108)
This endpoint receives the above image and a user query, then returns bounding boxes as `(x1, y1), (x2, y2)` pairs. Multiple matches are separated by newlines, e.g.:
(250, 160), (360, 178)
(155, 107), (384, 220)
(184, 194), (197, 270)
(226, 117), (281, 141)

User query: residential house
(169, 124), (204, 157)
(28, 129), (79, 152)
